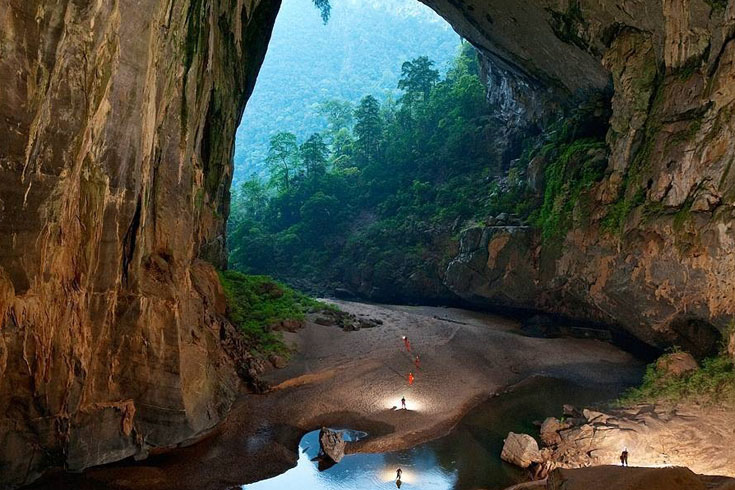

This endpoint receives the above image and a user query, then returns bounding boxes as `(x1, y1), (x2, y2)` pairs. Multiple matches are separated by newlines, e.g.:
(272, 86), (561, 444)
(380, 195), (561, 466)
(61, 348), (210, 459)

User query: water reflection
(243, 429), (457, 489)
(243, 377), (633, 490)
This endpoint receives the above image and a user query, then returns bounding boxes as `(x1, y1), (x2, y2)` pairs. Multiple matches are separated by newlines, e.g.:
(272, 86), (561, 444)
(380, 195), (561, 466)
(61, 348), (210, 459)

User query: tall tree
(265, 132), (300, 191)
(300, 133), (329, 177)
(398, 56), (440, 102)
(353, 95), (383, 166)
(319, 99), (354, 136)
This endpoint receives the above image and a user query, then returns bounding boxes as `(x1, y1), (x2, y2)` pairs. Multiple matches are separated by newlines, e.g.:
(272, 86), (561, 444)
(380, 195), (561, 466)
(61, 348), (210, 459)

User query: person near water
(402, 335), (411, 352)
(408, 372), (414, 385)
(620, 447), (629, 466)
(414, 354), (420, 369)
(401, 396), (407, 410)
(396, 468), (402, 480)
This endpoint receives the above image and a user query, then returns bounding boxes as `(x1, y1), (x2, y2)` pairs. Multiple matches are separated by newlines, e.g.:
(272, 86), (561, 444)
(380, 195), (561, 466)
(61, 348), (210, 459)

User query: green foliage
(312, 0), (331, 23)
(265, 132), (301, 191)
(233, 0), (460, 184)
(353, 95), (384, 166)
(398, 56), (440, 103)
(705, 0), (728, 12)
(536, 138), (607, 244)
(218, 270), (328, 354)
(527, 99), (611, 245)
(620, 353), (735, 404)
(229, 46), (516, 286)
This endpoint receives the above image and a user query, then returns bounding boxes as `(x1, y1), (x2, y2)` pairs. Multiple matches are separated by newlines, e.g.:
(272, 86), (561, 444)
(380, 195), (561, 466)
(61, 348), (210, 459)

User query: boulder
(501, 432), (542, 468)
(656, 352), (698, 377)
(268, 354), (288, 369)
(563, 404), (581, 418)
(540, 417), (562, 446)
(319, 427), (345, 463)
(314, 316), (336, 326)
(582, 408), (611, 425)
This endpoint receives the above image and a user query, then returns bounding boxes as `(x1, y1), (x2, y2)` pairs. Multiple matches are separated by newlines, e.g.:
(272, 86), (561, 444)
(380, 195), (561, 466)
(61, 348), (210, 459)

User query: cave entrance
(228, 0), (500, 301)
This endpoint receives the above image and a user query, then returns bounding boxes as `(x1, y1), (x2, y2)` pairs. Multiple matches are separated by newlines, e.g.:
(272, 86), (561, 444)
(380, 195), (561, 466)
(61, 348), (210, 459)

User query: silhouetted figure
(414, 354), (421, 369)
(408, 372), (414, 385)
(620, 447), (629, 466)
(401, 396), (407, 410)
(396, 467), (403, 487)
(402, 336), (411, 352)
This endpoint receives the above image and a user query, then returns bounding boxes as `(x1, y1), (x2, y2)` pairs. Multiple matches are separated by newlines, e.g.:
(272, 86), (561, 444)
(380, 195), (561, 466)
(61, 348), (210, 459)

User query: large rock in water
(319, 428), (346, 463)
(501, 432), (542, 469)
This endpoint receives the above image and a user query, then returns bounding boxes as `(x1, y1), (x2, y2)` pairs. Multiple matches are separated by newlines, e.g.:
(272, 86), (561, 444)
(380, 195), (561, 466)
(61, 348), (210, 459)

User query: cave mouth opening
(225, 0), (612, 312)
(227, 0), (476, 294)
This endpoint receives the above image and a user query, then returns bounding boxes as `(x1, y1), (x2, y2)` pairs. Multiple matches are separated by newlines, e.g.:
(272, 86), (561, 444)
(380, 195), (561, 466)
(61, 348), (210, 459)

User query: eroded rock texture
(435, 0), (735, 351)
(0, 0), (279, 485)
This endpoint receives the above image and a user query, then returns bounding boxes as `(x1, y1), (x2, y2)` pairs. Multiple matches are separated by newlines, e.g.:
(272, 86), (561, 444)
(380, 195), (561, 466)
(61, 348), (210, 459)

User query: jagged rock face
(438, 0), (735, 351)
(0, 0), (280, 485)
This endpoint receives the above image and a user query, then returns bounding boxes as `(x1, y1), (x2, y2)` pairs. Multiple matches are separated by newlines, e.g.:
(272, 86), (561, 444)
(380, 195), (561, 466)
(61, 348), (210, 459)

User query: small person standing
(402, 336), (411, 352)
(414, 354), (421, 369)
(408, 372), (415, 385)
(401, 396), (407, 410)
(620, 447), (629, 466)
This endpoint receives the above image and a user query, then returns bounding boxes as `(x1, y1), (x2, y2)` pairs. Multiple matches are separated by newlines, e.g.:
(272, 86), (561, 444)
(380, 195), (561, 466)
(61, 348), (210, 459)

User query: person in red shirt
(402, 336), (411, 352)
(408, 372), (414, 385)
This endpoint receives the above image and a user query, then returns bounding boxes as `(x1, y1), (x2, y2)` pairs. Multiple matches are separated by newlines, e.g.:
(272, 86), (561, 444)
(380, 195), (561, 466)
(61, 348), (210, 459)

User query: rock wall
(0, 0), (280, 485)
(433, 0), (735, 352)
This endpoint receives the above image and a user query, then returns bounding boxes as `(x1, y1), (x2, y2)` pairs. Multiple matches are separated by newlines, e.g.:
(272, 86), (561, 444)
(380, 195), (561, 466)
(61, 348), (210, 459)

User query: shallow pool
(243, 376), (632, 490)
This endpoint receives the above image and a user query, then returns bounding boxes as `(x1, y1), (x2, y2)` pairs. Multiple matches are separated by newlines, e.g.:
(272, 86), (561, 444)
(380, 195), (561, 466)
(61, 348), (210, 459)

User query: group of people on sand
(395, 335), (422, 487)
(400, 336), (420, 407)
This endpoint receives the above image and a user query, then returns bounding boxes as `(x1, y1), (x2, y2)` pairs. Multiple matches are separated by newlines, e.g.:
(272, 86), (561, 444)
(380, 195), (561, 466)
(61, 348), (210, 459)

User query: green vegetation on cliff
(621, 351), (735, 404)
(219, 270), (332, 353)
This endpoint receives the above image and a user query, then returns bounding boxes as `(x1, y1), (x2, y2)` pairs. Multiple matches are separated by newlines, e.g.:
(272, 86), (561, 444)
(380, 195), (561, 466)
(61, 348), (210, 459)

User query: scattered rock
(540, 417), (562, 446)
(582, 408), (611, 425)
(562, 404), (581, 418)
(501, 432), (542, 468)
(342, 322), (359, 332)
(319, 427), (345, 463)
(268, 354), (288, 369)
(272, 319), (303, 332)
(656, 352), (698, 376)
(314, 316), (336, 326)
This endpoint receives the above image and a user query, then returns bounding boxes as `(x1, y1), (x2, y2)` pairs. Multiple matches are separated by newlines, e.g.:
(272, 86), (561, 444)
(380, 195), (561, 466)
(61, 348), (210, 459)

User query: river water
(243, 376), (632, 490)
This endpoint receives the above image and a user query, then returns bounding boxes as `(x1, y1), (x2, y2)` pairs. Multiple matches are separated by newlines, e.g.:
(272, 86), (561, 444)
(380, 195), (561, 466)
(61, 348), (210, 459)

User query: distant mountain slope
(233, 0), (460, 185)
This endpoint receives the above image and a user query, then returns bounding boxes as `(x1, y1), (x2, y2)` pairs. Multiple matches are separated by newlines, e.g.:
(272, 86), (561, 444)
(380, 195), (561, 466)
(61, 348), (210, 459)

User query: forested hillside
(233, 0), (460, 184)
(231, 46), (539, 299)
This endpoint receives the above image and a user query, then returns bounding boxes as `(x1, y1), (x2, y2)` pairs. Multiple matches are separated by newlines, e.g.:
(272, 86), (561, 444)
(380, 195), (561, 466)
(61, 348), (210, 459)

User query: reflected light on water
(378, 468), (414, 484)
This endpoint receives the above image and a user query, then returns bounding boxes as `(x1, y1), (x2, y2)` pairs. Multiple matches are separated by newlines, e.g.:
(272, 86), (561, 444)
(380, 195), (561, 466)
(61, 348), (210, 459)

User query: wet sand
(31, 301), (644, 490)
